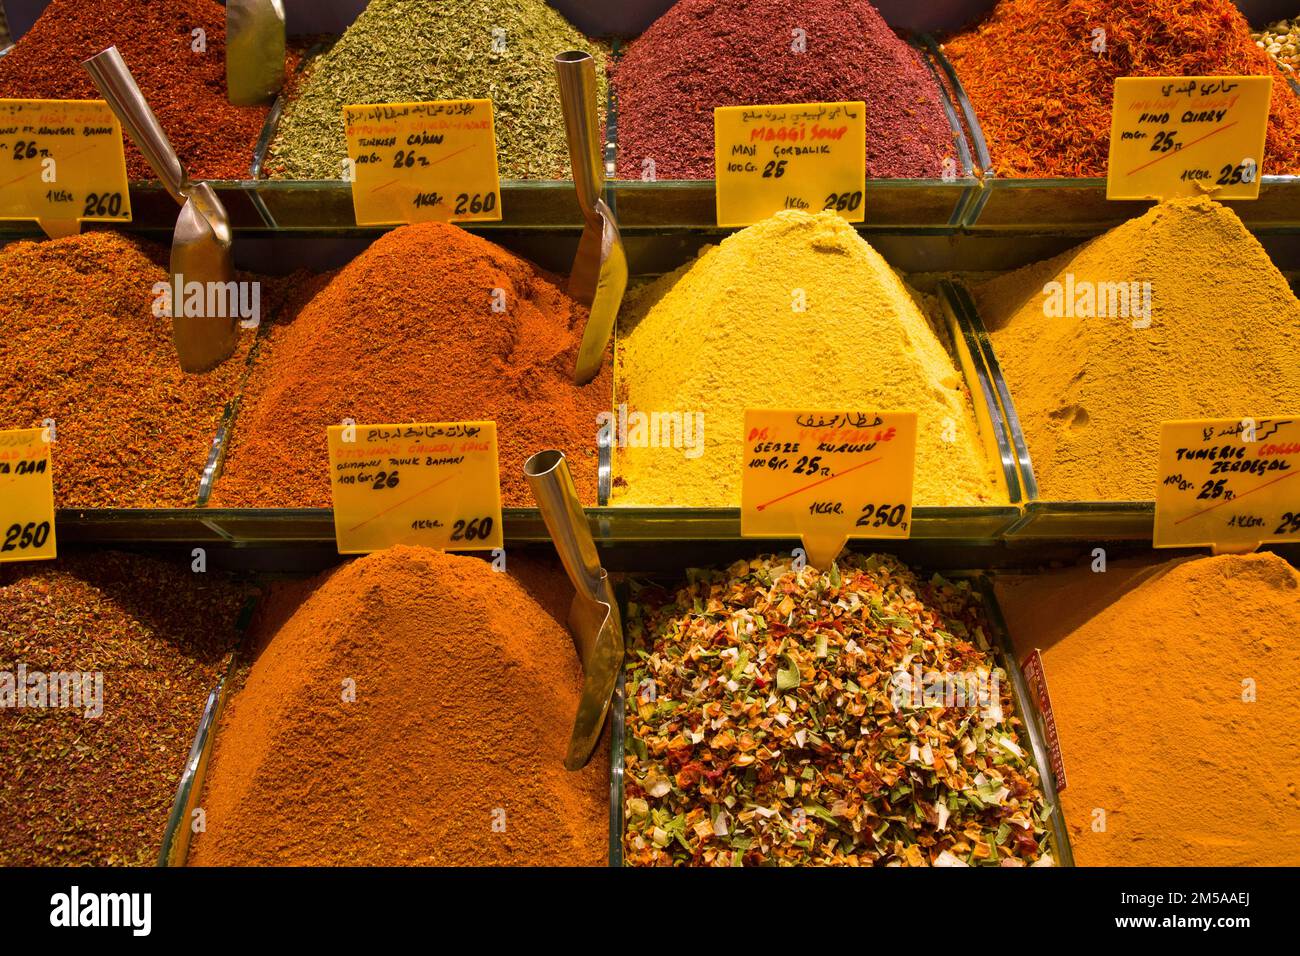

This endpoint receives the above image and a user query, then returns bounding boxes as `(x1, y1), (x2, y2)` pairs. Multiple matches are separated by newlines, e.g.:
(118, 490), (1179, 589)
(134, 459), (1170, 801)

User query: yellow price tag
(0, 428), (57, 563)
(1155, 417), (1300, 549)
(1107, 76), (1271, 201)
(327, 422), (503, 555)
(741, 410), (916, 569)
(0, 99), (131, 237)
(343, 100), (502, 225)
(714, 102), (865, 228)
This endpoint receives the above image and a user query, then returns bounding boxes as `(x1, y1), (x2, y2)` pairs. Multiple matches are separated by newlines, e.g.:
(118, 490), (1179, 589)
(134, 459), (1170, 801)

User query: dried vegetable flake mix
(623, 553), (1055, 867)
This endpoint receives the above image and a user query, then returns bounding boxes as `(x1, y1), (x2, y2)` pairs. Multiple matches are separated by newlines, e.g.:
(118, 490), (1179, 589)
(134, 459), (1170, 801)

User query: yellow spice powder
(611, 211), (1006, 507)
(978, 196), (1300, 501)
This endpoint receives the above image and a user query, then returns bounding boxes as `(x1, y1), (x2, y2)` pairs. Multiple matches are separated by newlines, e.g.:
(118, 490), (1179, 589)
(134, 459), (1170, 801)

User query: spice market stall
(1, 0), (1298, 901)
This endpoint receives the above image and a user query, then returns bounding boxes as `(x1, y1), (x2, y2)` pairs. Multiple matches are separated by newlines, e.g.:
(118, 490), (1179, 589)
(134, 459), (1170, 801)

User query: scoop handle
(83, 45), (187, 203)
(524, 449), (603, 600)
(554, 51), (603, 225)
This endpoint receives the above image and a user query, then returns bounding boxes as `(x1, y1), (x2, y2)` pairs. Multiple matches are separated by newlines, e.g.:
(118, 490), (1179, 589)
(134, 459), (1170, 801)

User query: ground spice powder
(0, 552), (245, 866)
(188, 546), (607, 866)
(612, 211), (1005, 508)
(211, 223), (608, 507)
(977, 197), (1300, 501)
(0, 0), (270, 181)
(614, 0), (956, 180)
(943, 0), (1300, 177)
(264, 0), (605, 180)
(996, 552), (1300, 866)
(0, 232), (256, 508)
(624, 552), (1055, 866)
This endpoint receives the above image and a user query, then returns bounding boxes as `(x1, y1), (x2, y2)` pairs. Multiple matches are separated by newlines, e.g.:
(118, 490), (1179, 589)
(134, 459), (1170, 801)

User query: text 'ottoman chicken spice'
(623, 553), (1056, 866)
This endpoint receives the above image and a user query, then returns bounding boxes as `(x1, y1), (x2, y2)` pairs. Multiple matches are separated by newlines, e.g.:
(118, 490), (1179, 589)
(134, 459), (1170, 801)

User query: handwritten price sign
(0, 427), (56, 563)
(0, 99), (131, 237)
(740, 410), (917, 569)
(326, 422), (503, 555)
(1107, 76), (1271, 201)
(343, 99), (502, 225)
(714, 102), (866, 227)
(1154, 417), (1300, 549)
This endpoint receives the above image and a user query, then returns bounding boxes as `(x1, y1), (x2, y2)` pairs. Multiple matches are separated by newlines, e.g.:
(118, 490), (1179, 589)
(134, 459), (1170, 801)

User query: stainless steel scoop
(84, 46), (237, 373)
(524, 450), (624, 771)
(554, 51), (626, 386)
(226, 0), (286, 105)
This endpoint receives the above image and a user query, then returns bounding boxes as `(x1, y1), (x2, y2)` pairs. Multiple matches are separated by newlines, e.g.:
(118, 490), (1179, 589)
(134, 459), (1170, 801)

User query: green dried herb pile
(0, 553), (245, 865)
(623, 553), (1055, 867)
(263, 0), (606, 180)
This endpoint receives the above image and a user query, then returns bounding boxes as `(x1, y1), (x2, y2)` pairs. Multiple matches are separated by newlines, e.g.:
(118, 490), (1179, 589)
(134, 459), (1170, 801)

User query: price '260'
(450, 516), (493, 541)
(2, 521), (51, 552)
(82, 192), (124, 217)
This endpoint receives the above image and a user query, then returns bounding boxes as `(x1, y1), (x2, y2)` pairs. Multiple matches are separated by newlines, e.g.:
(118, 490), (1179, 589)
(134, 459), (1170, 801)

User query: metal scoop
(554, 51), (627, 386)
(84, 46), (237, 373)
(524, 450), (624, 771)
(226, 0), (286, 106)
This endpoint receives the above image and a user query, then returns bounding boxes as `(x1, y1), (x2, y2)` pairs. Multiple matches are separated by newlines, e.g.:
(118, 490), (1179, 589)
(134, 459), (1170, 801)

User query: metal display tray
(610, 570), (1075, 867)
(157, 560), (1071, 868)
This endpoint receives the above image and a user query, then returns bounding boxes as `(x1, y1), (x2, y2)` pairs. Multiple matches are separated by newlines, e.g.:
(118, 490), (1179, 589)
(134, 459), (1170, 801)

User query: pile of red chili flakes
(622, 553), (1056, 867)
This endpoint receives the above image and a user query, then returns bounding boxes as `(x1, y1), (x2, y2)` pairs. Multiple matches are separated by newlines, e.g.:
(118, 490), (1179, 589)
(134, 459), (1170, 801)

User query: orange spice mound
(210, 223), (608, 507)
(187, 547), (608, 866)
(0, 232), (254, 507)
(944, 0), (1300, 177)
(996, 552), (1300, 866)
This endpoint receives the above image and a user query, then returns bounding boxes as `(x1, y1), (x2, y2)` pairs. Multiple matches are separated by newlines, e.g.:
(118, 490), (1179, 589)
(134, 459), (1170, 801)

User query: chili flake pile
(0, 553), (246, 865)
(622, 553), (1056, 867)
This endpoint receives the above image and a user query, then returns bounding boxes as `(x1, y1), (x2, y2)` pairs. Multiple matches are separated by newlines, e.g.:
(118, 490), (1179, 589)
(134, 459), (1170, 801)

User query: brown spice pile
(0, 0), (271, 181)
(0, 232), (258, 508)
(210, 223), (609, 508)
(188, 546), (608, 866)
(0, 552), (246, 866)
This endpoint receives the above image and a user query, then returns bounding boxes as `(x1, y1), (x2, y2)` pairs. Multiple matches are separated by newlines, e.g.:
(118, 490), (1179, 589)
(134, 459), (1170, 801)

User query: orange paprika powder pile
(188, 546), (608, 866)
(210, 223), (609, 508)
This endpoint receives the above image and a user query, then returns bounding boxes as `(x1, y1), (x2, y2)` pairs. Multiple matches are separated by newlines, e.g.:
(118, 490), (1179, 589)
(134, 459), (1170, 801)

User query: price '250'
(2, 521), (51, 552)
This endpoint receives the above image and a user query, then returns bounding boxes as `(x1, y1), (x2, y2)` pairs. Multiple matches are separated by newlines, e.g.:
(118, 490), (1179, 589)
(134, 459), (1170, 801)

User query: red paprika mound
(612, 0), (957, 180)
(210, 223), (609, 508)
(0, 0), (269, 181)
(943, 0), (1300, 177)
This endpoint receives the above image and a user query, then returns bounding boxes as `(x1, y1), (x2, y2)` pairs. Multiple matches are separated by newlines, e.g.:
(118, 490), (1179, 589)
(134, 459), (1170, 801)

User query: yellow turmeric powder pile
(977, 196), (1300, 501)
(612, 211), (1006, 507)
(996, 552), (1300, 866)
